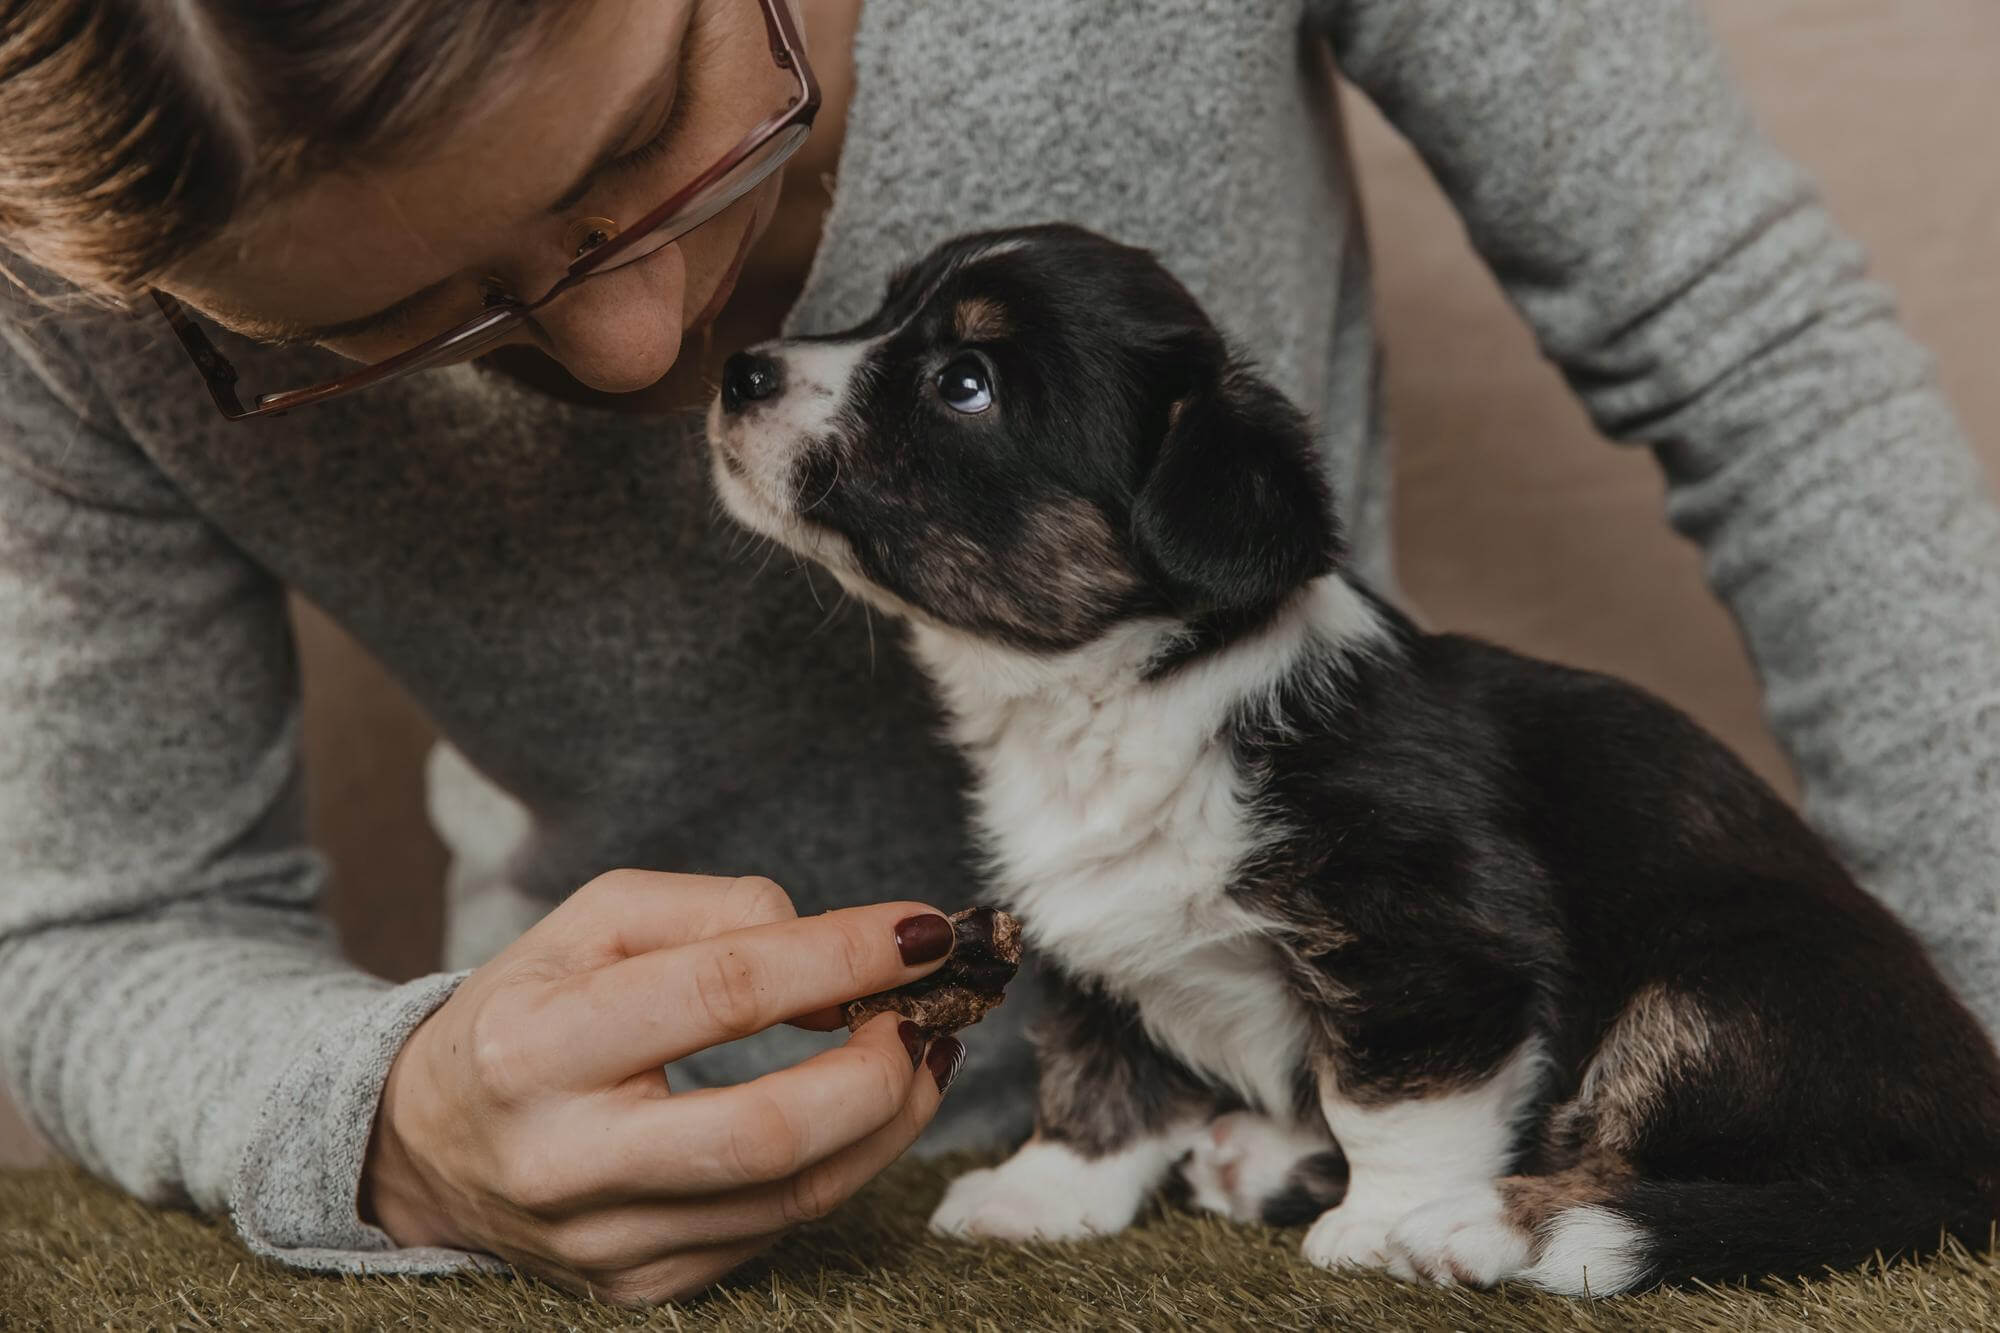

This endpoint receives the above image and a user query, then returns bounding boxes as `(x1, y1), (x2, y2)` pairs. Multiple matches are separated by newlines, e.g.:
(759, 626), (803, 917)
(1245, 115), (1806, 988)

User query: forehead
(863, 238), (1035, 332)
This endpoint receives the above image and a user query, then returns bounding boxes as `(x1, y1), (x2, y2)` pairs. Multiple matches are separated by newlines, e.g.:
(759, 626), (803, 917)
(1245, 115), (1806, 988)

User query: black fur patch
(1030, 965), (1221, 1158)
(1258, 1149), (1350, 1227)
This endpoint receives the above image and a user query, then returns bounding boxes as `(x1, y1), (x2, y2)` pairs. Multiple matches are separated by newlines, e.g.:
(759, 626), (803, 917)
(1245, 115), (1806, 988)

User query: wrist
(359, 1029), (462, 1249)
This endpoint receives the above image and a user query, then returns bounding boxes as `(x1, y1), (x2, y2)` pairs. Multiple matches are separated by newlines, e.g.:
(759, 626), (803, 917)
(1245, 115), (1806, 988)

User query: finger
(535, 1235), (773, 1307)
(548, 900), (955, 1084)
(786, 1006), (846, 1032)
(662, 1032), (963, 1248)
(556, 1013), (930, 1204)
(553, 1035), (964, 1260)
(537, 871), (800, 964)
(595, 1237), (773, 1306)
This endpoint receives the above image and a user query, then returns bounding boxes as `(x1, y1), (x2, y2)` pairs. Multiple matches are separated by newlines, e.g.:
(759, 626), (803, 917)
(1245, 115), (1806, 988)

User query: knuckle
(493, 1148), (573, 1219)
(575, 867), (646, 909)
(724, 875), (796, 928)
(780, 1164), (840, 1227)
(653, 1254), (729, 1304)
(692, 947), (769, 1036)
(861, 1044), (911, 1118)
(829, 913), (884, 990)
(464, 999), (533, 1104)
(546, 1216), (634, 1276)
(721, 1093), (806, 1183)
(594, 1272), (657, 1307)
(599, 1256), (710, 1307)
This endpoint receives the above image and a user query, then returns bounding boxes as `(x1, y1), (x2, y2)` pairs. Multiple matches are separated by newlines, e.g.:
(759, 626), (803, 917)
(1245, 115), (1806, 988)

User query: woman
(2, 0), (1994, 1306)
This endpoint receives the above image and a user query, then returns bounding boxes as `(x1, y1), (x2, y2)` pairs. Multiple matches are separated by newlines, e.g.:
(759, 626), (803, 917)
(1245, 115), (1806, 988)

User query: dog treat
(844, 906), (1023, 1033)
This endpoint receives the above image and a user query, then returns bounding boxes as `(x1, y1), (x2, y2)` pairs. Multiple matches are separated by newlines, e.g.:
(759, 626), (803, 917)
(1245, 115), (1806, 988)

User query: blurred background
(4, 0), (1995, 1167)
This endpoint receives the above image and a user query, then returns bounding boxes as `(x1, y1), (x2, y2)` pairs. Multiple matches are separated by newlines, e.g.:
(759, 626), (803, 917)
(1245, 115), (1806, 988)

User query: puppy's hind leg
(930, 971), (1218, 1242)
(1381, 1164), (1637, 1292)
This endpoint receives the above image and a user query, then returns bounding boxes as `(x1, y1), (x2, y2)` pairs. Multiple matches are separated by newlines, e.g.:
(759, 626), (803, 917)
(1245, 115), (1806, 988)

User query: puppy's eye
(936, 357), (994, 414)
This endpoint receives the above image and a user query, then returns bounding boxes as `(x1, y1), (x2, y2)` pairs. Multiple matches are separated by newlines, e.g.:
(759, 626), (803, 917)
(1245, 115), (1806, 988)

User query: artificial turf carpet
(6, 1157), (2000, 1331)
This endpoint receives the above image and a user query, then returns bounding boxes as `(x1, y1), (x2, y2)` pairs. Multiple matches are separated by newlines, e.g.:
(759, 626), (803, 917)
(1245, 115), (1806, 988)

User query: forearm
(1656, 298), (2000, 1016)
(1320, 0), (2000, 1020)
(0, 902), (483, 1273)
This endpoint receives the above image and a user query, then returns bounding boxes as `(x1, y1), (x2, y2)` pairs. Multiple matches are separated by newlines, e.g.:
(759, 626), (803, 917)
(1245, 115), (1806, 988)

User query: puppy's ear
(1131, 368), (1341, 617)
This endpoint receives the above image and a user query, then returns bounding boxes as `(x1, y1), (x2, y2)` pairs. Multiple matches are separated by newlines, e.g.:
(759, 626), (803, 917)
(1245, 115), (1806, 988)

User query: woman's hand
(359, 869), (966, 1304)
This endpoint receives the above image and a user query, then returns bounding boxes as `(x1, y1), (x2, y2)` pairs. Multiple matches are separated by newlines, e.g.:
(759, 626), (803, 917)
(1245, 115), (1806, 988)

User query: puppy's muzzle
(720, 350), (784, 414)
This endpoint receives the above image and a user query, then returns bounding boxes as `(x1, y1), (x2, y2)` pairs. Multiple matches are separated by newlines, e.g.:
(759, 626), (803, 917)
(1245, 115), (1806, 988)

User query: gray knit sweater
(3, 0), (1996, 1278)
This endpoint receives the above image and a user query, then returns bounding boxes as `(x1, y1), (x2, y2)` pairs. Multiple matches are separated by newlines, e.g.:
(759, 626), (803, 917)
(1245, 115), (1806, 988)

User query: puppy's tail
(1520, 1167), (1999, 1296)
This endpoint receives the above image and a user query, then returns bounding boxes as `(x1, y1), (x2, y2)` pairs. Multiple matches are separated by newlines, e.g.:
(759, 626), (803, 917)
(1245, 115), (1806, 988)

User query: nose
(721, 351), (784, 413)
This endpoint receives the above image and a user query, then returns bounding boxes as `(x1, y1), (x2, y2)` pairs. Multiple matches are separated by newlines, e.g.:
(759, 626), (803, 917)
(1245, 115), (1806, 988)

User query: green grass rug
(7, 1157), (2000, 1331)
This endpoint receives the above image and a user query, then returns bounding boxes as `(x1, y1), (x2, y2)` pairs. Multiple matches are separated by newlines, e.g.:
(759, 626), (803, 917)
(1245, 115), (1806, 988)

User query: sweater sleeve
(1313, 1), (2000, 1021)
(0, 311), (490, 1274)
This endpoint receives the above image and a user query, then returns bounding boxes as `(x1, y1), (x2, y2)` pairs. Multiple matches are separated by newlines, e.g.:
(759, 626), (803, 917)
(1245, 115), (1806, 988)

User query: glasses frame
(151, 0), (820, 421)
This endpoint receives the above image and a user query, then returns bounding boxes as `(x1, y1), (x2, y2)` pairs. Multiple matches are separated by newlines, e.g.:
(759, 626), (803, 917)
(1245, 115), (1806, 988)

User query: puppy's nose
(721, 351), (784, 413)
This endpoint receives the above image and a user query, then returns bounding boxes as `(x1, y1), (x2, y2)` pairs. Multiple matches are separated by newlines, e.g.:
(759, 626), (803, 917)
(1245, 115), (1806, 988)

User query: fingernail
(895, 913), (954, 966)
(927, 1036), (967, 1093)
(898, 1020), (926, 1068)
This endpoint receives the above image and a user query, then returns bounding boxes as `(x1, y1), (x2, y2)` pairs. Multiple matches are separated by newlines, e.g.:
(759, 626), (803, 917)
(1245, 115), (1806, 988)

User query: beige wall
(3, 1), (1994, 1170)
(1375, 0), (2000, 795)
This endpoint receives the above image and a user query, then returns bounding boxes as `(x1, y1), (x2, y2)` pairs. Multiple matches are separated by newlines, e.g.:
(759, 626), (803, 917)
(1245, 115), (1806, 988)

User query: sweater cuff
(226, 969), (504, 1275)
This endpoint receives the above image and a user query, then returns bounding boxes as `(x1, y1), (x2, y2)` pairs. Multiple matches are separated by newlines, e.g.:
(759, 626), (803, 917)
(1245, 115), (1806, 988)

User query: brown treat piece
(844, 906), (1023, 1034)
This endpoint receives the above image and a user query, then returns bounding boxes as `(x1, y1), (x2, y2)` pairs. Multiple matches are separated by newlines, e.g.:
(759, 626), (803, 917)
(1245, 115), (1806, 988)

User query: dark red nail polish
(898, 1020), (926, 1068)
(895, 913), (954, 966)
(927, 1036), (966, 1093)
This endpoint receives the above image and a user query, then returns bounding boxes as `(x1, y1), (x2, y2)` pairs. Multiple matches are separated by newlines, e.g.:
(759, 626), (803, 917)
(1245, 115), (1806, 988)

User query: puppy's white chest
(974, 718), (1311, 1113)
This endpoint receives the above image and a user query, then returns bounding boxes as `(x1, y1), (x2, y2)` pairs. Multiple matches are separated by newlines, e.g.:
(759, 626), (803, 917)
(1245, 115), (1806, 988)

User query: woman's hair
(0, 1), (564, 298)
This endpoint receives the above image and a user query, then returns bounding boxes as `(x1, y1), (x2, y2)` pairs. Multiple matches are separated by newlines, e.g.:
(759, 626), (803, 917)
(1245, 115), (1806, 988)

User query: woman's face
(161, 0), (789, 394)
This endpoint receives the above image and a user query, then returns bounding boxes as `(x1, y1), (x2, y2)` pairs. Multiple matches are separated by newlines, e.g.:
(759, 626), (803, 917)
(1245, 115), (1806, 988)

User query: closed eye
(595, 60), (700, 180)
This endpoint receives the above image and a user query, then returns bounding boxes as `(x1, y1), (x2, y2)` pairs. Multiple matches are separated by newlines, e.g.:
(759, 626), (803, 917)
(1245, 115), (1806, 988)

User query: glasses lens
(573, 120), (811, 280)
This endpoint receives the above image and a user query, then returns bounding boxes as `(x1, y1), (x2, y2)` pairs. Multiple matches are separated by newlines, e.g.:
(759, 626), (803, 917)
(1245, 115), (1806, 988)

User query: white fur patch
(929, 1135), (1186, 1241)
(1304, 1041), (1545, 1272)
(705, 334), (883, 570)
(1382, 1184), (1533, 1287)
(911, 579), (1388, 1116)
(426, 742), (547, 970)
(1522, 1204), (1649, 1296)
(1180, 1111), (1336, 1222)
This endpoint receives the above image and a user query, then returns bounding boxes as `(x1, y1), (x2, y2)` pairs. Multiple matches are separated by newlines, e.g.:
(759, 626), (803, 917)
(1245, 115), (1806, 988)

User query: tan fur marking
(1559, 984), (1713, 1154)
(908, 497), (1135, 641)
(1498, 1157), (1636, 1262)
(954, 297), (1011, 342)
(1501, 1157), (1633, 1232)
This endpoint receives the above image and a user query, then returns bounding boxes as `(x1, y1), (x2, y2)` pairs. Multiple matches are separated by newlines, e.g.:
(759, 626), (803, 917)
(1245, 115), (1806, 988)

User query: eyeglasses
(151, 0), (819, 421)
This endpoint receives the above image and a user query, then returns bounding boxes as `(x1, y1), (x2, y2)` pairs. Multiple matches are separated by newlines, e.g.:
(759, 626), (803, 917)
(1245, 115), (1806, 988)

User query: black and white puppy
(706, 224), (2000, 1295)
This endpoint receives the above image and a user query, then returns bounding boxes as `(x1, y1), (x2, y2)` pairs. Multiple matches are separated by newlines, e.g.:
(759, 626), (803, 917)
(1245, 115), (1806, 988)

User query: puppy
(706, 224), (2000, 1295)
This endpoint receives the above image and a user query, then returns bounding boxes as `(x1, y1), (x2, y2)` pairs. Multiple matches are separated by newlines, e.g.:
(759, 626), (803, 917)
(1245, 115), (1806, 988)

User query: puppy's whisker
(807, 588), (852, 639)
(800, 452), (843, 515)
(797, 558), (827, 612)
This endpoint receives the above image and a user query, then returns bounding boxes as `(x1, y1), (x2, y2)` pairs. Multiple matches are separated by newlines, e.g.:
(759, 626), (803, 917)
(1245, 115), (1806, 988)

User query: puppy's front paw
(928, 1141), (1149, 1242)
(1178, 1111), (1343, 1225)
(1382, 1186), (1531, 1287)
(1300, 1197), (1413, 1272)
